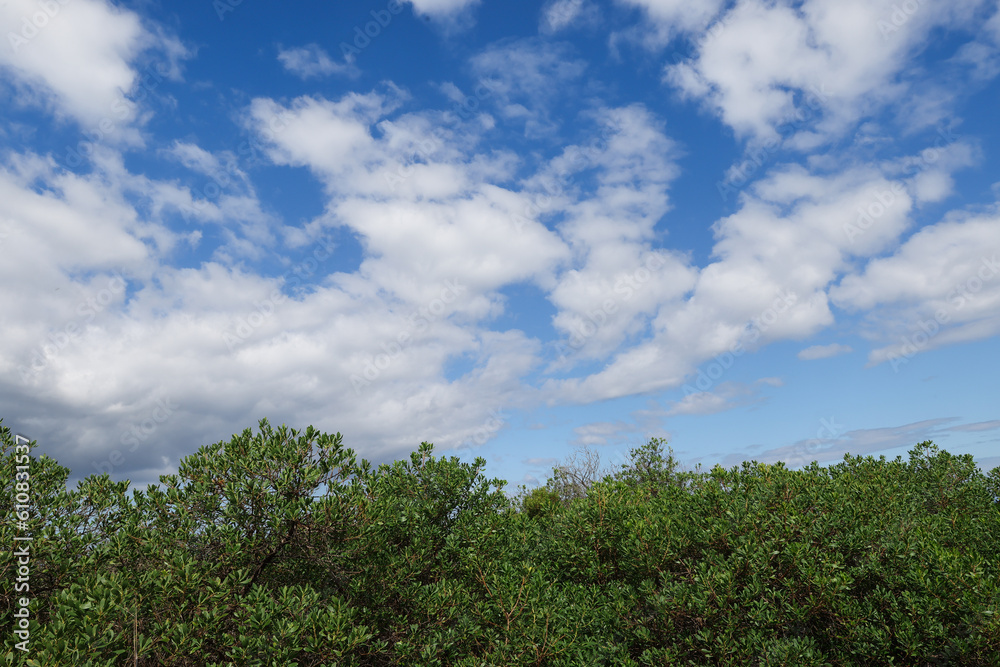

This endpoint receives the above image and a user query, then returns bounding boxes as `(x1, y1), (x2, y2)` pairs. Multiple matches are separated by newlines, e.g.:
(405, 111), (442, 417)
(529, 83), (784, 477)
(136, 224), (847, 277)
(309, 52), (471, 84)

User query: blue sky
(2, 0), (999, 492)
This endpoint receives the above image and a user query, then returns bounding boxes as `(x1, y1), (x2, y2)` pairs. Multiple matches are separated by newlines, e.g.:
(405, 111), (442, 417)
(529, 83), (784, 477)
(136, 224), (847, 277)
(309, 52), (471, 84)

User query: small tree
(612, 437), (701, 495)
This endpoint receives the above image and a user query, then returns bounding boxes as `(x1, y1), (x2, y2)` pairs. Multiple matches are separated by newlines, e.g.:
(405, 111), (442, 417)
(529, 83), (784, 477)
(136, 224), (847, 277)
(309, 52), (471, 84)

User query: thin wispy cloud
(278, 45), (359, 79)
(798, 343), (853, 360)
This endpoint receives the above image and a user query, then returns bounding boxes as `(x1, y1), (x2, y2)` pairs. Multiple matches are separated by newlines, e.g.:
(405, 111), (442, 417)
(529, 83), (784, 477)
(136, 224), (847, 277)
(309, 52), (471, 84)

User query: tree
(611, 437), (701, 495)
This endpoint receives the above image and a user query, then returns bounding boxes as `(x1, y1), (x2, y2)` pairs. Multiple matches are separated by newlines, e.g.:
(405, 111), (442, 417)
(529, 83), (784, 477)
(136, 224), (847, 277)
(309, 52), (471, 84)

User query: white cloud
(246, 92), (402, 192)
(243, 88), (715, 441)
(877, 138), (979, 205)
(540, 0), (599, 34)
(948, 5), (1000, 81)
(469, 38), (587, 136)
(278, 44), (357, 79)
(0, 142), (359, 486)
(831, 210), (1000, 366)
(617, 0), (726, 37)
(544, 106), (697, 366)
(1, 190), (548, 486)
(989, 6), (1000, 41)
(406, 0), (480, 18)
(798, 343), (853, 360)
(542, 137), (982, 405)
(247, 89), (570, 307)
(663, 0), (991, 145)
(667, 389), (732, 416)
(0, 0), (186, 131)
(833, 216), (999, 311)
(156, 145), (275, 262)
(0, 153), (161, 285)
(471, 39), (587, 100)
(167, 141), (226, 177)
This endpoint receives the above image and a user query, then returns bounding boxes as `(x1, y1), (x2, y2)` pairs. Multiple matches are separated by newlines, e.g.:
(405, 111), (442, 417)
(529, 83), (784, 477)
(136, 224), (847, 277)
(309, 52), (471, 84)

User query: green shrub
(3, 420), (998, 666)
(521, 486), (562, 518)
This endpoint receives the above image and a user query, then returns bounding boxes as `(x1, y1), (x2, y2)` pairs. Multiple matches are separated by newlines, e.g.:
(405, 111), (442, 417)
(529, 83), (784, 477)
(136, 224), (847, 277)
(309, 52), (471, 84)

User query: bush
(3, 420), (998, 666)
(520, 486), (562, 518)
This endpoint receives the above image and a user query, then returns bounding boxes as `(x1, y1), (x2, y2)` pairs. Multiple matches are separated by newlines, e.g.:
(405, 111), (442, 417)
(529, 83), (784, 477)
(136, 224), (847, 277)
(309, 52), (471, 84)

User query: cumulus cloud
(245, 88), (570, 306)
(1, 212), (549, 489)
(544, 123), (991, 405)
(156, 141), (276, 261)
(0, 127), (548, 487)
(663, 0), (992, 145)
(831, 211), (1000, 367)
(545, 105), (696, 366)
(0, 0), (187, 132)
(543, 158), (922, 404)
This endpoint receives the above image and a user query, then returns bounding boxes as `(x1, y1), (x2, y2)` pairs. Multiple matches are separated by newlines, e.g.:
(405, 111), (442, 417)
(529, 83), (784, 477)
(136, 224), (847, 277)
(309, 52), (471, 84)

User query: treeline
(2, 418), (999, 666)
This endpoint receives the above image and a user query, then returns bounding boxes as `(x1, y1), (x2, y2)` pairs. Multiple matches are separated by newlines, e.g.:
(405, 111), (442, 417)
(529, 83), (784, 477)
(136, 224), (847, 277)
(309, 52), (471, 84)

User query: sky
(1, 0), (999, 493)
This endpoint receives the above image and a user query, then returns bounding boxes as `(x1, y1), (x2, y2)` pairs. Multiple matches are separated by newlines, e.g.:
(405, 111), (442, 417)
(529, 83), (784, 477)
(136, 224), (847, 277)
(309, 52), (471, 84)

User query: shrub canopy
(2, 418), (999, 666)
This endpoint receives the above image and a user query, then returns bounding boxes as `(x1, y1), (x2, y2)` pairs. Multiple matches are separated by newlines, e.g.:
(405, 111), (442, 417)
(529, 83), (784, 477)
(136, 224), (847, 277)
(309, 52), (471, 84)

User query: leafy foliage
(3, 418), (999, 666)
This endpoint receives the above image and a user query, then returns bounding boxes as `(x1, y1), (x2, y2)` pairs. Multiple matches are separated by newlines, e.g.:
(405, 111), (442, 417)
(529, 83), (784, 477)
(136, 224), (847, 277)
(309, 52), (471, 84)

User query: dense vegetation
(2, 417), (999, 666)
